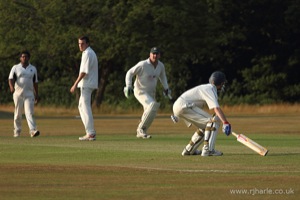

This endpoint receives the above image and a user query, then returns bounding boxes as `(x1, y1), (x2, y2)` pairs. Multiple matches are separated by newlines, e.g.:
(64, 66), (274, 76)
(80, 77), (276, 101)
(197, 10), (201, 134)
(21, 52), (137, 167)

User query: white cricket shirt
(8, 63), (38, 97)
(125, 58), (169, 93)
(180, 83), (219, 109)
(78, 47), (98, 89)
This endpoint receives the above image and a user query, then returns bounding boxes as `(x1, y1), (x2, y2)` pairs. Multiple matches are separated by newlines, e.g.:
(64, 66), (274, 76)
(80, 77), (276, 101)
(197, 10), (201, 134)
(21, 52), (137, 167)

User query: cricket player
(124, 47), (171, 139)
(172, 71), (231, 156)
(70, 36), (98, 141)
(8, 50), (40, 138)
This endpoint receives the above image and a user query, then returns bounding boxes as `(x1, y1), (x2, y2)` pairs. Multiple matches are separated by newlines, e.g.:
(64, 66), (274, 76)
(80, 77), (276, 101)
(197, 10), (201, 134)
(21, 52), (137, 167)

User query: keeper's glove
(222, 122), (231, 136)
(123, 86), (133, 98)
(163, 89), (172, 99)
(171, 115), (179, 123)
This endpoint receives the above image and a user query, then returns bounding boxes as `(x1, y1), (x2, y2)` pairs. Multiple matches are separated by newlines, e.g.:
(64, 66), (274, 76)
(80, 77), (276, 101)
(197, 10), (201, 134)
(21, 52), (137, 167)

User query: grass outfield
(0, 108), (299, 200)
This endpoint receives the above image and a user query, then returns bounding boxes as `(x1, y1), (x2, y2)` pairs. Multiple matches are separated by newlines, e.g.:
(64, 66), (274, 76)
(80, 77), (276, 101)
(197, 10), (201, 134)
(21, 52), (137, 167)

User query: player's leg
(177, 105), (210, 155)
(24, 95), (39, 137)
(136, 101), (160, 139)
(201, 115), (222, 156)
(135, 91), (159, 139)
(78, 87), (96, 141)
(13, 94), (23, 137)
(182, 128), (204, 156)
(179, 106), (211, 129)
(208, 115), (222, 155)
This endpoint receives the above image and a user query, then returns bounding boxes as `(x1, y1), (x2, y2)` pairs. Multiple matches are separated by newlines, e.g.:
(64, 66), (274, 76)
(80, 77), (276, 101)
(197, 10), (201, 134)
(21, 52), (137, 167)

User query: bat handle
(231, 131), (238, 138)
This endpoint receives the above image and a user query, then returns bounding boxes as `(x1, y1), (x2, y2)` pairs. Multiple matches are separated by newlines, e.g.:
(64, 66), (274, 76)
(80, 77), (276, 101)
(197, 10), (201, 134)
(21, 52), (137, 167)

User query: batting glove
(123, 86), (133, 98)
(222, 122), (231, 136)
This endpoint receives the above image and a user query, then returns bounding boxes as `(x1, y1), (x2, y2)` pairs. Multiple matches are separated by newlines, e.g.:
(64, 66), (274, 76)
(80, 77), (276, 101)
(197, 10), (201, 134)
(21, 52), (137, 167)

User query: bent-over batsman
(172, 71), (231, 156)
(124, 47), (171, 139)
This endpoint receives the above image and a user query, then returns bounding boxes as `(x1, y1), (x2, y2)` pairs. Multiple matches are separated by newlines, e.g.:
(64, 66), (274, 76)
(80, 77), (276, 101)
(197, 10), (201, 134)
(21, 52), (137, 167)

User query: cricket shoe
(31, 130), (40, 138)
(210, 149), (223, 156)
(201, 145), (211, 156)
(182, 148), (201, 156)
(14, 132), (20, 138)
(201, 145), (223, 156)
(79, 134), (96, 141)
(136, 129), (151, 139)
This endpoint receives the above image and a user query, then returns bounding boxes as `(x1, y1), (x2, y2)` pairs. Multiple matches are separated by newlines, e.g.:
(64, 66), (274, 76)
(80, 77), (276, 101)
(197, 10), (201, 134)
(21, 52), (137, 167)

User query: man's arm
(158, 65), (169, 90)
(8, 79), (15, 93)
(125, 62), (141, 88)
(214, 107), (228, 124)
(70, 72), (86, 93)
(124, 67), (136, 98)
(214, 106), (231, 136)
(34, 82), (39, 104)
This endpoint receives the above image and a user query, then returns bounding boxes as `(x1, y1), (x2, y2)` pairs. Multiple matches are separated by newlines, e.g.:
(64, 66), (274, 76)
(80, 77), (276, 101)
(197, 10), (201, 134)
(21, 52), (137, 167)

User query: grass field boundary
(94, 165), (300, 174)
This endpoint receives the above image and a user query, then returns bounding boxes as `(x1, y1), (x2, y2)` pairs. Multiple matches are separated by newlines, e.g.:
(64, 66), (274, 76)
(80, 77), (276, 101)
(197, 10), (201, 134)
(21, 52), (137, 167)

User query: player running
(124, 47), (171, 139)
(171, 71), (231, 156)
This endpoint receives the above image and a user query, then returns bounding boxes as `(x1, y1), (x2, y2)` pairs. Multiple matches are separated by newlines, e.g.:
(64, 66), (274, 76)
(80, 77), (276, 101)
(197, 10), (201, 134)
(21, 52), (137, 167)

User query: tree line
(0, 0), (299, 108)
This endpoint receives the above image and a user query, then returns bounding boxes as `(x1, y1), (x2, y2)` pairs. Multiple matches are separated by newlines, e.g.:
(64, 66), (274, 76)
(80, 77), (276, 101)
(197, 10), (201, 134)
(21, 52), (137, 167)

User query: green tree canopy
(0, 0), (299, 107)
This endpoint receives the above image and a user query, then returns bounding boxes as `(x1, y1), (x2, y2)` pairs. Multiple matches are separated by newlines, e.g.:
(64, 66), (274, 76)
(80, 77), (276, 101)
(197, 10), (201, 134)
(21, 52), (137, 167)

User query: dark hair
(78, 35), (90, 44)
(20, 50), (30, 58)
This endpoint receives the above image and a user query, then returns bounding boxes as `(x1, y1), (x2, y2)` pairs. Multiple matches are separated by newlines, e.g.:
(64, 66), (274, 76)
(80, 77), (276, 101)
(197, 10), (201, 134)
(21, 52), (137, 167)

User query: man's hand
(70, 85), (77, 93)
(124, 86), (133, 98)
(35, 96), (40, 105)
(222, 122), (231, 136)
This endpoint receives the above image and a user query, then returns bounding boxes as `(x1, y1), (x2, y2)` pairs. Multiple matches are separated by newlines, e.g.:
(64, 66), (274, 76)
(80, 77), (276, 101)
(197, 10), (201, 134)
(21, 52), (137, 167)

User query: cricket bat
(232, 132), (268, 156)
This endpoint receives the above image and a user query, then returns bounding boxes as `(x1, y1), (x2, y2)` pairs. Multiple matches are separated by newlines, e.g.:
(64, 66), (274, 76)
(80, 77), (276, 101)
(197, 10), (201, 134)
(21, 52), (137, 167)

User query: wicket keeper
(124, 47), (171, 139)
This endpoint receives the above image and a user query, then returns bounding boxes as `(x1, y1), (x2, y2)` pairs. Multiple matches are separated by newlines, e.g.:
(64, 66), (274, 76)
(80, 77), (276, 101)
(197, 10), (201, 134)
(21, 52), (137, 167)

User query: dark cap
(150, 47), (160, 54)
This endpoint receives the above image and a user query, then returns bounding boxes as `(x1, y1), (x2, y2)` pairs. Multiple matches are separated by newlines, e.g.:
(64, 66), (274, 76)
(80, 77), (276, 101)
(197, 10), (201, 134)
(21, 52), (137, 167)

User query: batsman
(172, 71), (231, 156)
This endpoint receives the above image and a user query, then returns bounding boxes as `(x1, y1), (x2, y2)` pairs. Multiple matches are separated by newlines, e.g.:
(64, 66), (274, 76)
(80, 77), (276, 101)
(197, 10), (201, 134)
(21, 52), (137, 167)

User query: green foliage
(223, 56), (288, 105)
(39, 78), (77, 107)
(283, 83), (300, 102)
(0, 0), (299, 106)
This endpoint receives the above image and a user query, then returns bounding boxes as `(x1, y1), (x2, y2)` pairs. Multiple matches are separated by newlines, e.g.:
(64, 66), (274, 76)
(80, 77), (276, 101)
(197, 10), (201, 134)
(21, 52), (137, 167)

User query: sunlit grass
(0, 105), (300, 200)
(1, 103), (300, 117)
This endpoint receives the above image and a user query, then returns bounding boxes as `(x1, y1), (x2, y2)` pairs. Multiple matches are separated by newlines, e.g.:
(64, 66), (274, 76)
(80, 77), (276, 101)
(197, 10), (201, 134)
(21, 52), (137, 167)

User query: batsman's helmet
(209, 71), (226, 86)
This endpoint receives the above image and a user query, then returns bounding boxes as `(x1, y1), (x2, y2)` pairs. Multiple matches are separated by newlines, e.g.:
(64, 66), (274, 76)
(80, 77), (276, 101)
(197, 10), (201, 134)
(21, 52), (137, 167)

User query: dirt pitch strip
(0, 108), (299, 200)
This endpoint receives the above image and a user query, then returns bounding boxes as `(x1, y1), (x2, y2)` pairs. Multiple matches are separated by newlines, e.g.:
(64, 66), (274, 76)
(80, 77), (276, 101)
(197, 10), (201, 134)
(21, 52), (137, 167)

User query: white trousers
(79, 87), (96, 135)
(134, 90), (156, 109)
(13, 94), (37, 134)
(173, 98), (221, 151)
(134, 89), (156, 129)
(173, 97), (211, 129)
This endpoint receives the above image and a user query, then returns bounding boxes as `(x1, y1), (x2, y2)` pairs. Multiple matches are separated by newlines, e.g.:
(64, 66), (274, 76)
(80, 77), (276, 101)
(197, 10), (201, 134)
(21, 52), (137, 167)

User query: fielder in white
(8, 51), (40, 138)
(70, 36), (98, 141)
(124, 47), (171, 139)
(172, 71), (231, 156)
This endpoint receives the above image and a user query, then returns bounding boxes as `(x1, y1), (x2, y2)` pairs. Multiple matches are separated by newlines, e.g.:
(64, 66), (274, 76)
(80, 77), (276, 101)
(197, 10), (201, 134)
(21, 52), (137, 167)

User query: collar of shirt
(21, 63), (30, 69)
(83, 46), (91, 53)
(147, 58), (159, 67)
